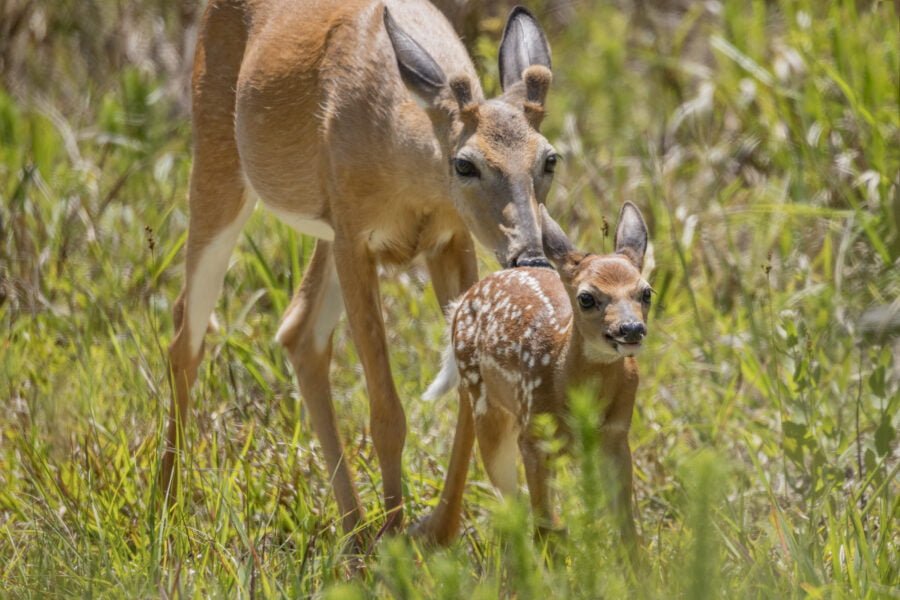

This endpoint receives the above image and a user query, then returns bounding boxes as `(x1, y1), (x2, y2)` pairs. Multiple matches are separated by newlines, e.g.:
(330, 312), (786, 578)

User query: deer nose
(618, 321), (646, 343)
(509, 250), (552, 269)
(512, 253), (552, 269)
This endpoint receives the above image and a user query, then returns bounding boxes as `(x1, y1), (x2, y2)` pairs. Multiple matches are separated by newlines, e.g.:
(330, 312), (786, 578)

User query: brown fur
(161, 0), (558, 543)
(414, 204), (651, 552)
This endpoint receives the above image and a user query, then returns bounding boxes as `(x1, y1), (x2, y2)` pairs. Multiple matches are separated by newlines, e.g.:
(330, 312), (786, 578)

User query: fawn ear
(540, 205), (582, 277)
(614, 202), (649, 270)
(498, 7), (552, 92)
(385, 8), (447, 106)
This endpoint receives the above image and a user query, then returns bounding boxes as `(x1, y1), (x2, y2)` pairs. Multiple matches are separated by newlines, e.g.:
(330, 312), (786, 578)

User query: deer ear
(540, 205), (582, 277)
(449, 74), (483, 123)
(614, 202), (649, 270)
(498, 7), (552, 92)
(384, 8), (446, 106)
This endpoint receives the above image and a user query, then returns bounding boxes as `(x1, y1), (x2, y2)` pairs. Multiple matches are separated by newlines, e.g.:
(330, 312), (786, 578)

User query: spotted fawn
(416, 202), (651, 549)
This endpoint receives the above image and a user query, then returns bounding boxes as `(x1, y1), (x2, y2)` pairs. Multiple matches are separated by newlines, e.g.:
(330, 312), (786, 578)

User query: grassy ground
(1, 0), (897, 597)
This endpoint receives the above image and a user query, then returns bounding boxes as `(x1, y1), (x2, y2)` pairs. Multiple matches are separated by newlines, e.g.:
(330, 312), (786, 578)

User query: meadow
(0, 0), (897, 597)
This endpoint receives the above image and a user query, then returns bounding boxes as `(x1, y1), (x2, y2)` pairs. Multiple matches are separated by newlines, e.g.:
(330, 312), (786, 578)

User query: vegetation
(1, 0), (897, 597)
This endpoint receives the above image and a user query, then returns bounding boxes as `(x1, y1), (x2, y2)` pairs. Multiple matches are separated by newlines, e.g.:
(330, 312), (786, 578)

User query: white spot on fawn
(474, 383), (488, 416)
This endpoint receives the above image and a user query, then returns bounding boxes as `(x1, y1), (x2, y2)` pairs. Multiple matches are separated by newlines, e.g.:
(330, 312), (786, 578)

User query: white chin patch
(618, 344), (643, 357)
(583, 340), (621, 364)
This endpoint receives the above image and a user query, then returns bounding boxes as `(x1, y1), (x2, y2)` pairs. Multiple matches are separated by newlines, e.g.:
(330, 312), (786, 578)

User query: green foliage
(1, 0), (897, 597)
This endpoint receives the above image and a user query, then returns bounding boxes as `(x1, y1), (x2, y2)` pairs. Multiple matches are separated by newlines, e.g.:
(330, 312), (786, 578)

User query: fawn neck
(562, 318), (627, 388)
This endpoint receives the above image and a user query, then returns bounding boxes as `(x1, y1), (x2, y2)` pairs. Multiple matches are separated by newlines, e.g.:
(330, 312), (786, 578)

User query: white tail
(423, 341), (460, 401)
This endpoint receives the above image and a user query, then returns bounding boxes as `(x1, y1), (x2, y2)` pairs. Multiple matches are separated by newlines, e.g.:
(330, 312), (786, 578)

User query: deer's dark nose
(618, 321), (646, 343)
(513, 254), (552, 269)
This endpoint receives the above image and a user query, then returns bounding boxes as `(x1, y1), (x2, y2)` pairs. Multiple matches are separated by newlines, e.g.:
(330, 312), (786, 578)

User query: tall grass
(1, 0), (897, 597)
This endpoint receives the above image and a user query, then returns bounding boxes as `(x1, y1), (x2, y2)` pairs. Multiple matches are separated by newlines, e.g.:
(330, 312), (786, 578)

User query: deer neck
(389, 102), (457, 202)
(564, 320), (624, 387)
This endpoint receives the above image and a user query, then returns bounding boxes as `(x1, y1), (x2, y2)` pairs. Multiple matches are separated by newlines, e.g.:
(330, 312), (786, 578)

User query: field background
(1, 0), (897, 597)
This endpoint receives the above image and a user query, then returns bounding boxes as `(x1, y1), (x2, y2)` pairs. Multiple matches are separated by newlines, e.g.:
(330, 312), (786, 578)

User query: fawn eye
(577, 292), (596, 309)
(641, 288), (652, 304)
(454, 158), (479, 178)
(544, 154), (559, 174)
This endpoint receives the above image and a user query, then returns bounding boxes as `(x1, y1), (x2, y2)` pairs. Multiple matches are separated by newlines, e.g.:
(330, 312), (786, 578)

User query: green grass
(1, 0), (898, 597)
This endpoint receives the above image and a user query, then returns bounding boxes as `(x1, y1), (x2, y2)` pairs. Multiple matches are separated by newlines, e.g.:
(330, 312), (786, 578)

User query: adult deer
(162, 0), (559, 540)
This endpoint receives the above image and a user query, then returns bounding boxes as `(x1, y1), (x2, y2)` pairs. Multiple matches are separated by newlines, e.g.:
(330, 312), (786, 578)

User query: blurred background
(0, 0), (897, 596)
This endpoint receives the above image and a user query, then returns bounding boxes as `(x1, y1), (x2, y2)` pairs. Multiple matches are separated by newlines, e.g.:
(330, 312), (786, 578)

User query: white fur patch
(509, 270), (559, 326)
(619, 344), (644, 358)
(313, 265), (344, 352)
(274, 253), (343, 352)
(265, 205), (335, 241)
(583, 339), (621, 364)
(484, 430), (519, 497)
(482, 354), (521, 385)
(431, 228), (456, 252)
(186, 200), (256, 356)
(423, 339), (461, 401)
(474, 394), (488, 417)
(274, 309), (300, 347)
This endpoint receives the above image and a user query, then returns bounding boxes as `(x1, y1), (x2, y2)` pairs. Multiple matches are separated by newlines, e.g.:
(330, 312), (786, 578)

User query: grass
(1, 0), (898, 597)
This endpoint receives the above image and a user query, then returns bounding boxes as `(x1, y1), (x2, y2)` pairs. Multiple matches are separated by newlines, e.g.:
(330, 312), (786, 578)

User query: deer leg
(276, 240), (365, 537)
(162, 6), (252, 501)
(332, 237), (406, 532)
(411, 385), (476, 545)
(162, 191), (254, 502)
(424, 232), (478, 312)
(408, 233), (478, 544)
(600, 427), (638, 548)
(600, 385), (639, 553)
(520, 433), (564, 538)
(475, 405), (520, 497)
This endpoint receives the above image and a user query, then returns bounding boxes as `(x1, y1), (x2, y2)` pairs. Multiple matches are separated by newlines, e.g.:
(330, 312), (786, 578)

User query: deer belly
(238, 168), (334, 240)
(264, 204), (335, 241)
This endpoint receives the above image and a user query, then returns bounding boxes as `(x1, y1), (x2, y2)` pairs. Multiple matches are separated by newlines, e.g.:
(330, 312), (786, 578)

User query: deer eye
(641, 288), (652, 304)
(577, 292), (595, 309)
(454, 158), (479, 178)
(544, 154), (559, 174)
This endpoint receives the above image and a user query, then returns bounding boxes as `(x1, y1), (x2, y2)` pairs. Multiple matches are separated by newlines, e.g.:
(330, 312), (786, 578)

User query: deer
(161, 0), (561, 544)
(413, 202), (651, 549)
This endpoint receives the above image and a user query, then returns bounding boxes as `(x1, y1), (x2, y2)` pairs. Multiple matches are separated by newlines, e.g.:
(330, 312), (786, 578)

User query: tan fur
(415, 205), (651, 552)
(161, 0), (557, 542)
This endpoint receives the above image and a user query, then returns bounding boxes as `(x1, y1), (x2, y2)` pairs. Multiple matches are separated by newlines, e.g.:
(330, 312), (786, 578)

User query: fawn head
(541, 203), (652, 362)
(385, 7), (556, 268)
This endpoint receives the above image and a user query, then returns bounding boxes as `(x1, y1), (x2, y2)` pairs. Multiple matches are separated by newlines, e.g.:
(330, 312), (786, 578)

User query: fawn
(414, 202), (651, 547)
(163, 1), (558, 538)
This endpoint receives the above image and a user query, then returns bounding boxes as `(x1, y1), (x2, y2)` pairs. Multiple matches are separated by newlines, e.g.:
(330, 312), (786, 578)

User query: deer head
(541, 203), (652, 362)
(385, 6), (557, 268)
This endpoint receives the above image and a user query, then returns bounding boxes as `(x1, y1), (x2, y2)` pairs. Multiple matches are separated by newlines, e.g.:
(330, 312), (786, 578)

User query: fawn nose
(618, 321), (646, 343)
